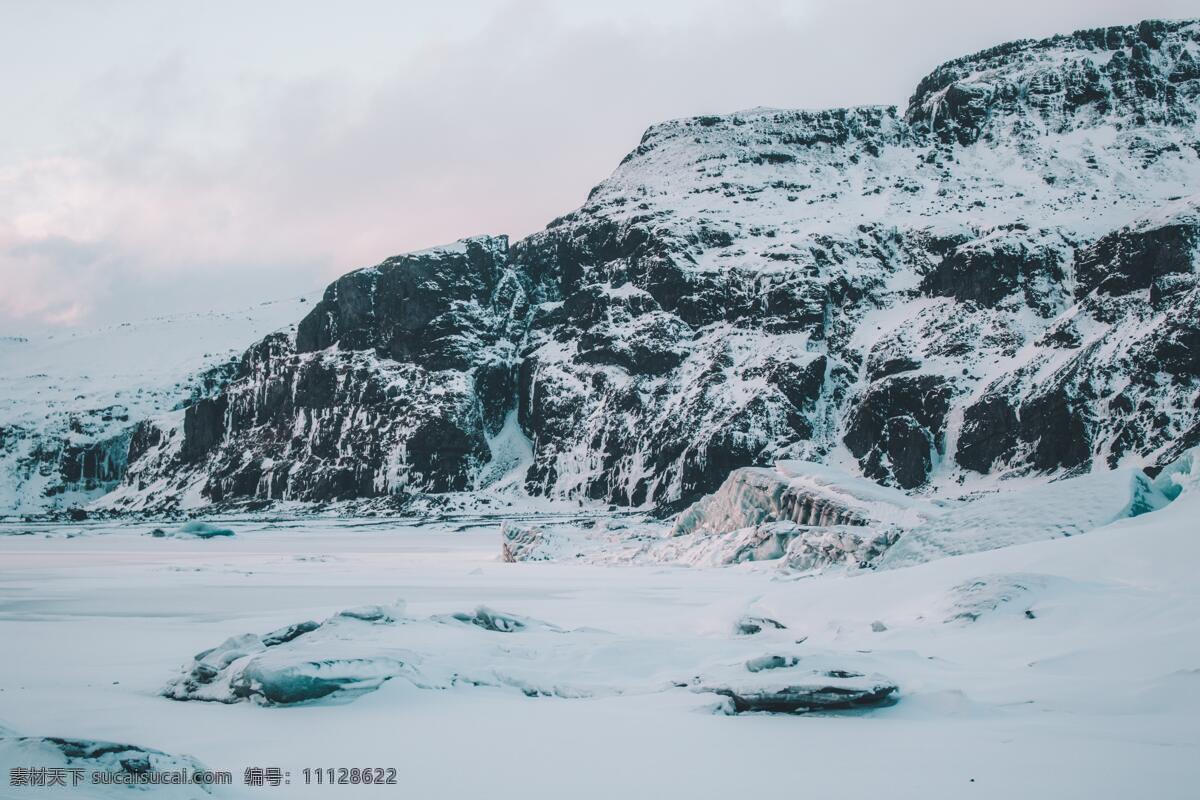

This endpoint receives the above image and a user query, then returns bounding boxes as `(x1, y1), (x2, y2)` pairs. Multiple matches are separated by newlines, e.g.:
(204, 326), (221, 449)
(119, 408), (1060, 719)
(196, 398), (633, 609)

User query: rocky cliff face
(97, 18), (1200, 514)
(108, 239), (526, 509)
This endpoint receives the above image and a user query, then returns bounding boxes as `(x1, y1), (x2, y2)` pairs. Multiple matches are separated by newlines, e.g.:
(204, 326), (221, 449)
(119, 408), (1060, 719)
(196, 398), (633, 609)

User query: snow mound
(150, 521), (235, 539)
(875, 467), (1170, 569)
(0, 735), (213, 797)
(164, 600), (893, 713)
(939, 573), (1057, 624)
(166, 608), (411, 705)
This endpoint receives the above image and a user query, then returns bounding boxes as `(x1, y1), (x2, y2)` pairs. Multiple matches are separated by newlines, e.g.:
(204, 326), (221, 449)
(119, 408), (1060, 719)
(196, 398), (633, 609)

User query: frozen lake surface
(1, 505), (1198, 799)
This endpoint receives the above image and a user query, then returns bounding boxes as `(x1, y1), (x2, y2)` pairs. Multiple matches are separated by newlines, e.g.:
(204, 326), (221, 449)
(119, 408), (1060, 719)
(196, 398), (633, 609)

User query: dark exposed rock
(60, 438), (128, 486)
(844, 375), (953, 488)
(126, 420), (163, 464)
(918, 81), (994, 146)
(295, 237), (514, 366)
(1075, 218), (1199, 298)
(957, 395), (1020, 473)
(1153, 296), (1200, 377)
(566, 285), (692, 375)
(517, 327), (826, 508)
(920, 228), (1067, 313)
(734, 615), (787, 636)
(709, 675), (898, 713)
(1037, 319), (1082, 348)
(866, 355), (921, 382)
(182, 396), (227, 463)
(759, 355), (828, 409)
(111, 238), (518, 509)
(1019, 388), (1093, 472)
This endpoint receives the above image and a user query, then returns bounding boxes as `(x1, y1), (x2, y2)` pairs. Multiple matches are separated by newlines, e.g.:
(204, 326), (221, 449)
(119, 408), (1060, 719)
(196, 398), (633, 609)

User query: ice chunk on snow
(231, 656), (406, 705)
(875, 467), (1171, 570)
(648, 520), (899, 570)
(656, 460), (920, 570)
(151, 521), (235, 539)
(501, 522), (553, 562)
(1152, 446), (1200, 501)
(734, 615), (787, 636)
(673, 460), (927, 539)
(745, 655), (800, 672)
(260, 620), (321, 646)
(0, 735), (213, 797)
(444, 606), (561, 633)
(780, 524), (900, 571)
(167, 609), (411, 704)
(337, 605), (397, 623)
(706, 669), (898, 714)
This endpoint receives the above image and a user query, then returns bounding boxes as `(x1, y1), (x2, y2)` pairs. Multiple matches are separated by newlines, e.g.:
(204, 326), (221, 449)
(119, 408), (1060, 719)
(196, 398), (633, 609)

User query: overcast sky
(1, 0), (1192, 334)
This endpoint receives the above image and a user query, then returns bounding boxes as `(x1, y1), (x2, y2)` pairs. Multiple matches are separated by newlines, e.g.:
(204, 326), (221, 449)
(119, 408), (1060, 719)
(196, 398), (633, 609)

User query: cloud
(2, 0), (1196, 332)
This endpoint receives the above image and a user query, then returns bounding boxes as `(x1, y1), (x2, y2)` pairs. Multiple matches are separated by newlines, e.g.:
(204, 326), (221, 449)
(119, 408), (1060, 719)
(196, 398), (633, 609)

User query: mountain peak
(906, 18), (1200, 143)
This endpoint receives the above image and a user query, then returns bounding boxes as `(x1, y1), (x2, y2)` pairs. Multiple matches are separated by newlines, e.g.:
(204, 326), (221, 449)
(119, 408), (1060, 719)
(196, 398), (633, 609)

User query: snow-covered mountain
(6, 18), (1199, 516)
(0, 298), (310, 514)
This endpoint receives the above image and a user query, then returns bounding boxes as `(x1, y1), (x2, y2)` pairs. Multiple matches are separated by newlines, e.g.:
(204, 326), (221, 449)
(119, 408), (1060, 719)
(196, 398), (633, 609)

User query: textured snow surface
(2, 485), (1199, 798)
(0, 736), (212, 798)
(873, 467), (1171, 569)
(674, 460), (927, 538)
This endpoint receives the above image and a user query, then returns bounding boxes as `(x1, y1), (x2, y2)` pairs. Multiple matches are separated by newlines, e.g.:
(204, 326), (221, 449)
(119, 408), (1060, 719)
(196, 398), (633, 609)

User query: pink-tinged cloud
(3, 0), (1197, 332)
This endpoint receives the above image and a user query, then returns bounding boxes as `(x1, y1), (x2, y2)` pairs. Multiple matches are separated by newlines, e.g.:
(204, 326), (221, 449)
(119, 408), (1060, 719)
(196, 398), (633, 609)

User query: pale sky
(1, 0), (1191, 333)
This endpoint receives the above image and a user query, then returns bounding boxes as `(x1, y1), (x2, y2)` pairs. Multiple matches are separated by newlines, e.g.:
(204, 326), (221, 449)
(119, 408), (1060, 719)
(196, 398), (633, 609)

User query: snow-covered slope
(7, 18), (1198, 518)
(0, 298), (310, 514)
